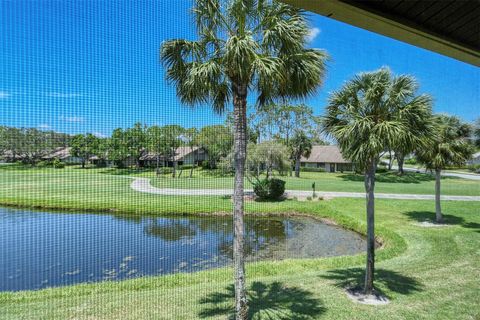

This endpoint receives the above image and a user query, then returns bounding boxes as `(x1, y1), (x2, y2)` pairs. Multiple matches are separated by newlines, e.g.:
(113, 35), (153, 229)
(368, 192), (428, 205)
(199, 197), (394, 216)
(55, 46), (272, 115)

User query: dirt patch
(415, 221), (452, 228)
(345, 287), (390, 305)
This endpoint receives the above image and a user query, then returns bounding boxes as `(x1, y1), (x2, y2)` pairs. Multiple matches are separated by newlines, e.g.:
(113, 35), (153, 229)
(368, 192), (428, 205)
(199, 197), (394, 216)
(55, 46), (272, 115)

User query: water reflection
(0, 207), (366, 291)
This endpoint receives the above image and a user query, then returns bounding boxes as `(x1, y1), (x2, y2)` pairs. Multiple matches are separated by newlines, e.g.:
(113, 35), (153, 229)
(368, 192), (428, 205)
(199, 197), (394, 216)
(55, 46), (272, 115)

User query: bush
(300, 167), (325, 173)
(253, 178), (285, 200)
(36, 160), (52, 168)
(376, 167), (388, 173)
(52, 159), (65, 169)
(405, 158), (417, 165)
(467, 164), (480, 174)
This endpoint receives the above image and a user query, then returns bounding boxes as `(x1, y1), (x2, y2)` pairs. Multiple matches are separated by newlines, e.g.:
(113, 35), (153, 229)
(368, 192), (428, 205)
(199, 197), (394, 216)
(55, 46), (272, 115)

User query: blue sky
(1, 1), (478, 137)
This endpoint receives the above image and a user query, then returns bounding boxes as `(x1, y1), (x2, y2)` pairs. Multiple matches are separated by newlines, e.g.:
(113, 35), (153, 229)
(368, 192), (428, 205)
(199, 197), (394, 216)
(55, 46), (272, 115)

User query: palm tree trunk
(294, 155), (301, 178)
(397, 152), (405, 175)
(364, 159), (376, 295)
(190, 147), (195, 178)
(232, 83), (248, 319)
(435, 168), (442, 223)
(388, 150), (393, 170)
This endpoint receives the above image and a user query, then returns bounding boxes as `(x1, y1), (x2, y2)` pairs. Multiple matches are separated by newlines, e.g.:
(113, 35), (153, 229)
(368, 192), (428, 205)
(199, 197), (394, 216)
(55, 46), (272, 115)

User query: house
(42, 147), (82, 164)
(140, 146), (208, 167)
(467, 152), (480, 165)
(300, 145), (354, 172)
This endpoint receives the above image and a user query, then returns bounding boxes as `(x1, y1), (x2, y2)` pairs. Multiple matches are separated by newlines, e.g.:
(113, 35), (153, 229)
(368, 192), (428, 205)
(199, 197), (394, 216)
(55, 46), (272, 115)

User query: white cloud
(306, 27), (321, 43)
(46, 92), (82, 98)
(38, 124), (51, 129)
(93, 132), (107, 138)
(0, 91), (10, 99)
(60, 116), (86, 123)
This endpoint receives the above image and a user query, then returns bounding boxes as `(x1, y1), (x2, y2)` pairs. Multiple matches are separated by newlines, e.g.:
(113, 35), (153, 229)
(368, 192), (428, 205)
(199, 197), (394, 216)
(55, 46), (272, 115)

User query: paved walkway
(394, 166), (480, 181)
(131, 178), (480, 201)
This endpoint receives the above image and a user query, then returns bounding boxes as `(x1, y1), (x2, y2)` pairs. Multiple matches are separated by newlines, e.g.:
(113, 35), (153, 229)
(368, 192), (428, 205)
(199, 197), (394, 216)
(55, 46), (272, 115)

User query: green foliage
(52, 158), (65, 169)
(405, 158), (418, 165)
(322, 68), (434, 171)
(467, 164), (480, 174)
(195, 125), (233, 167)
(253, 178), (286, 200)
(247, 141), (290, 178)
(416, 115), (474, 171)
(300, 167), (325, 173)
(70, 133), (100, 167)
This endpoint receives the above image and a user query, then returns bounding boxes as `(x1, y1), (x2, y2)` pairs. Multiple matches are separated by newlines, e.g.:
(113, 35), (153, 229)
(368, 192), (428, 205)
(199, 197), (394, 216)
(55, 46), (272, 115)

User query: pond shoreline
(1, 206), (372, 291)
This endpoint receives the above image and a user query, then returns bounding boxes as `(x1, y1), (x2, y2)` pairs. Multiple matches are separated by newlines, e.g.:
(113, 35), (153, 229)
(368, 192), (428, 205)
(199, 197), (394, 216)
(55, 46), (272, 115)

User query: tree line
(0, 126), (71, 164)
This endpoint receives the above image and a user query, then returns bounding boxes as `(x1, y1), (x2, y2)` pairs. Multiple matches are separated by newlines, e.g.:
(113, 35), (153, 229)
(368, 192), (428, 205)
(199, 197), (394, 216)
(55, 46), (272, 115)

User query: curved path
(131, 178), (480, 201)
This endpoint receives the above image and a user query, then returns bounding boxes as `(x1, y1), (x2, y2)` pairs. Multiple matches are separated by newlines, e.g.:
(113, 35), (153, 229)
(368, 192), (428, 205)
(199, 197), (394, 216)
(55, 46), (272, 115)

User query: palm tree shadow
(404, 212), (480, 232)
(404, 211), (466, 225)
(320, 268), (423, 298)
(199, 281), (325, 319)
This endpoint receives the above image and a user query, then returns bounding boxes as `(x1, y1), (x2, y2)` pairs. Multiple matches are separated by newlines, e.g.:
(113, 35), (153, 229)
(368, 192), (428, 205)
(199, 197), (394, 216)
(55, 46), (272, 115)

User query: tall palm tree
(417, 115), (473, 223)
(291, 131), (312, 178)
(322, 68), (433, 295)
(161, 1), (327, 317)
(387, 75), (434, 175)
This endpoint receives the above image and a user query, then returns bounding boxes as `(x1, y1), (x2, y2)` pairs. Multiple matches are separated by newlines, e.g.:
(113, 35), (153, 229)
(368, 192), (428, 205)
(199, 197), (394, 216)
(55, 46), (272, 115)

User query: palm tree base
(345, 287), (389, 305)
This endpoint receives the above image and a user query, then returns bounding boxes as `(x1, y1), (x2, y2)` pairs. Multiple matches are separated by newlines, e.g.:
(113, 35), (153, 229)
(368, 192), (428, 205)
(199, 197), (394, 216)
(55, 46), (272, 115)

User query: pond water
(0, 207), (366, 291)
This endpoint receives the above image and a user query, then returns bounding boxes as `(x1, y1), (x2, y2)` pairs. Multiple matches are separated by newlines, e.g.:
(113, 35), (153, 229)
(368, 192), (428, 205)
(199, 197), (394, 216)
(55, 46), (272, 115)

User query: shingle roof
(300, 145), (351, 164)
(140, 146), (203, 161)
(42, 147), (72, 160)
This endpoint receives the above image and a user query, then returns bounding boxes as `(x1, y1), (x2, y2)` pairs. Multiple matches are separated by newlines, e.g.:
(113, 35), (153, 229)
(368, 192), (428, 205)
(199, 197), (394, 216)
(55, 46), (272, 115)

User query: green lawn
(0, 194), (478, 319)
(149, 168), (480, 196)
(0, 164), (479, 319)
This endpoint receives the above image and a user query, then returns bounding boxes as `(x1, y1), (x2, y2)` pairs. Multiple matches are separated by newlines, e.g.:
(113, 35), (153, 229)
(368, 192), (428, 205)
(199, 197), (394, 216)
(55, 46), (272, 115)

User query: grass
(0, 198), (478, 319)
(149, 168), (479, 196)
(0, 163), (479, 319)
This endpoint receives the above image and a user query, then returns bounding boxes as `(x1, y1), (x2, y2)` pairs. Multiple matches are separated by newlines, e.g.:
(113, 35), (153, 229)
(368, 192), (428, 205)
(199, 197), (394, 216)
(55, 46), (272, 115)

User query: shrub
(405, 158), (417, 165)
(301, 167), (325, 173)
(467, 164), (480, 174)
(376, 167), (388, 173)
(36, 160), (52, 168)
(52, 159), (65, 169)
(253, 178), (286, 200)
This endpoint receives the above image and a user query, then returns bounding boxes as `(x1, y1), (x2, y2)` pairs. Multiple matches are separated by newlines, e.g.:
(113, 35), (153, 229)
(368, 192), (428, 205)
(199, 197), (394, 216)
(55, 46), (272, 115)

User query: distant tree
(474, 118), (480, 148)
(161, 125), (184, 178)
(255, 103), (320, 175)
(108, 128), (130, 168)
(147, 126), (167, 175)
(323, 68), (434, 296)
(125, 123), (147, 169)
(417, 115), (474, 223)
(196, 125), (233, 168)
(290, 131), (313, 178)
(386, 75), (435, 175)
(247, 141), (290, 179)
(21, 128), (53, 164)
(182, 128), (199, 178)
(70, 133), (100, 168)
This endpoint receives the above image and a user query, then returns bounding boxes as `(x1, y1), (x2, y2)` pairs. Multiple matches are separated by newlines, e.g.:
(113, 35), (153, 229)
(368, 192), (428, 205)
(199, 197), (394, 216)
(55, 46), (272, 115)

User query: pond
(0, 207), (366, 291)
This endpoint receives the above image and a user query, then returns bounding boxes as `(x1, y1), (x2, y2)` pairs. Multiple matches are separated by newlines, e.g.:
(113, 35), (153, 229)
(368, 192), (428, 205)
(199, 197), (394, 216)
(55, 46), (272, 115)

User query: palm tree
(291, 131), (312, 178)
(322, 68), (433, 295)
(387, 75), (434, 175)
(417, 115), (473, 223)
(161, 1), (327, 317)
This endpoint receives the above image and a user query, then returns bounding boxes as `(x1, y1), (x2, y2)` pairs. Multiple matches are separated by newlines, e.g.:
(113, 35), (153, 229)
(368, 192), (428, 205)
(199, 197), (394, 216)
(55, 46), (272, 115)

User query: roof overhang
(281, 0), (480, 66)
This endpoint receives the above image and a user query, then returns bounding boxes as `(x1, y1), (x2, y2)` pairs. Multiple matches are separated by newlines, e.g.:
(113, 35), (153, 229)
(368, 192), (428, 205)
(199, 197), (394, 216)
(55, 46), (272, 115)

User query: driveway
(131, 178), (480, 201)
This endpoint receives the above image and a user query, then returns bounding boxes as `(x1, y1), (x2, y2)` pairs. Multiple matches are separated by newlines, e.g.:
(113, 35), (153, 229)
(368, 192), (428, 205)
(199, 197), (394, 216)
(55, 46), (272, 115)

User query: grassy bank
(0, 199), (479, 319)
